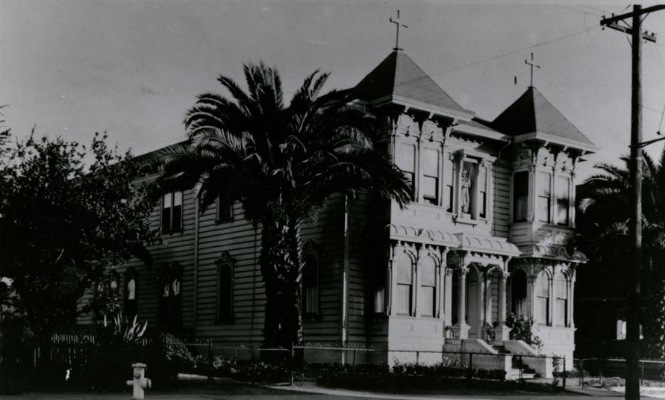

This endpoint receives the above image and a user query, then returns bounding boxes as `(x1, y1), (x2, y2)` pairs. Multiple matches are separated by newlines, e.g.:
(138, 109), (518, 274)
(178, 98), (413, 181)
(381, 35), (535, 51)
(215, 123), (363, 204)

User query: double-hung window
(554, 275), (568, 327)
(217, 193), (233, 222)
(302, 254), (319, 318)
(162, 191), (183, 233)
(536, 272), (550, 326)
(538, 172), (552, 223)
(513, 172), (529, 222)
(557, 176), (570, 226)
(396, 144), (416, 201)
(422, 149), (439, 205)
(394, 256), (413, 316)
(419, 257), (436, 317)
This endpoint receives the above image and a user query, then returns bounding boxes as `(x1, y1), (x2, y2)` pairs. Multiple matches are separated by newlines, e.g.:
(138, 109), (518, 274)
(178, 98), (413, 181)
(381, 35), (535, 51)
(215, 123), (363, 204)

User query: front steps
(493, 344), (537, 380)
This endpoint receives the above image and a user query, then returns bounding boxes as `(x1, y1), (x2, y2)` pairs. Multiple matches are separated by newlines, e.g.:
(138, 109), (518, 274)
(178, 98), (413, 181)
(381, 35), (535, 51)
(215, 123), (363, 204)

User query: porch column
(526, 270), (537, 320)
(444, 268), (453, 326)
(437, 249), (449, 319)
(569, 267), (576, 328)
(478, 268), (486, 332)
(457, 267), (470, 339)
(494, 270), (510, 341)
(387, 245), (395, 316)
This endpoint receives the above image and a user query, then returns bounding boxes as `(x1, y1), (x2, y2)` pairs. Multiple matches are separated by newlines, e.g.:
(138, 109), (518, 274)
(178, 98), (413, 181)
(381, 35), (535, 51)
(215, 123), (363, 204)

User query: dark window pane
(480, 191), (487, 218)
(172, 205), (182, 231)
(218, 194), (233, 221)
(446, 185), (454, 212)
(219, 266), (233, 321)
(302, 255), (318, 316)
(513, 171), (529, 222)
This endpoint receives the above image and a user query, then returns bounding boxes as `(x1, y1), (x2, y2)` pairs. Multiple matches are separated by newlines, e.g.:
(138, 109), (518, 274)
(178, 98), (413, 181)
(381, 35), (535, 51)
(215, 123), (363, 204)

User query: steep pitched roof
(352, 51), (472, 118)
(492, 87), (596, 150)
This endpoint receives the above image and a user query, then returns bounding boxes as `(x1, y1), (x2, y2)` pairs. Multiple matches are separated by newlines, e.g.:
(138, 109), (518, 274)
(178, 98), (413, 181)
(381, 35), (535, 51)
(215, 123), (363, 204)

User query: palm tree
(157, 63), (411, 349)
(577, 148), (665, 359)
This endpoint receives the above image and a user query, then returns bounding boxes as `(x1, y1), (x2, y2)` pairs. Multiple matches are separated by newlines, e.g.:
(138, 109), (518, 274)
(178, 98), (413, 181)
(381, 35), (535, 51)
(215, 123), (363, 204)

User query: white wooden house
(81, 50), (596, 375)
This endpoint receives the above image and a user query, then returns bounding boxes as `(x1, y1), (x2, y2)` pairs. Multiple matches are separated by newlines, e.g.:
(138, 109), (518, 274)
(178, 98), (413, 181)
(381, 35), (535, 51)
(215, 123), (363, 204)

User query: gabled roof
(352, 50), (474, 119)
(492, 87), (597, 151)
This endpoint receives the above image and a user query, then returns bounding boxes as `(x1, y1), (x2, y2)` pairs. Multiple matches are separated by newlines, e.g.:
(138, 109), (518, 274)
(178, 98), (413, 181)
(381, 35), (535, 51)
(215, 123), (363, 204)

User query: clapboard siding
(493, 161), (511, 238)
(301, 194), (344, 344)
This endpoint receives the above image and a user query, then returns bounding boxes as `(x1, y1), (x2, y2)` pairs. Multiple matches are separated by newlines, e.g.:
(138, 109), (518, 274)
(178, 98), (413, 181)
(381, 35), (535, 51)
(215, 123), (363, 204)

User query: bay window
(557, 176), (570, 226)
(422, 149), (439, 205)
(513, 172), (529, 222)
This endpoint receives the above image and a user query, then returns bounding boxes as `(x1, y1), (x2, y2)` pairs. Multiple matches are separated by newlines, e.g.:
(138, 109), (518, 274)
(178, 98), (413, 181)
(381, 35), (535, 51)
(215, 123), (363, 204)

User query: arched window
(124, 267), (138, 318)
(536, 271), (551, 325)
(302, 254), (319, 318)
(554, 273), (569, 327)
(394, 254), (413, 316)
(419, 256), (437, 317)
(216, 252), (234, 323)
(158, 264), (182, 328)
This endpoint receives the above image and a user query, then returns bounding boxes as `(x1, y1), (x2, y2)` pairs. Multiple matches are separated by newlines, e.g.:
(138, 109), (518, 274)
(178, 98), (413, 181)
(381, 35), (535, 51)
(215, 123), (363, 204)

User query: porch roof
(517, 244), (588, 263)
(454, 233), (521, 257)
(389, 224), (460, 248)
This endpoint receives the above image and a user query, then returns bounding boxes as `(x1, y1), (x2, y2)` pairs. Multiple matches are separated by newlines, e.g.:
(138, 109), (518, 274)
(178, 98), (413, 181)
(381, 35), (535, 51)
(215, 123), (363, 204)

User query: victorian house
(81, 49), (596, 376)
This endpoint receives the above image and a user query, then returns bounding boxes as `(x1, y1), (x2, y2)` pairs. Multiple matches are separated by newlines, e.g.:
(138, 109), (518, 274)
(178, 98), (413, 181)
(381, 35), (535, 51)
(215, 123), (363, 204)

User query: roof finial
(389, 10), (408, 51)
(525, 52), (541, 88)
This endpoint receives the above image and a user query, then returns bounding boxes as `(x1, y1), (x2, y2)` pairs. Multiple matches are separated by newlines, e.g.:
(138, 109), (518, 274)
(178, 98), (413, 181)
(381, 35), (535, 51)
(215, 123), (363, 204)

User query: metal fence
(576, 358), (665, 387)
(190, 342), (568, 386)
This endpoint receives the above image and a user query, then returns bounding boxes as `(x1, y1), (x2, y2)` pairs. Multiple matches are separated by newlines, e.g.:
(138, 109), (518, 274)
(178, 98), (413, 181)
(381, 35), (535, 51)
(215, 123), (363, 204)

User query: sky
(2, 0), (665, 181)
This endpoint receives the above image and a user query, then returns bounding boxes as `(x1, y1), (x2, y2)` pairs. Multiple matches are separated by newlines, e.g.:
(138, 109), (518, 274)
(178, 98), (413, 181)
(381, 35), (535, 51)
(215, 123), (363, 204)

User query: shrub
(505, 314), (543, 351)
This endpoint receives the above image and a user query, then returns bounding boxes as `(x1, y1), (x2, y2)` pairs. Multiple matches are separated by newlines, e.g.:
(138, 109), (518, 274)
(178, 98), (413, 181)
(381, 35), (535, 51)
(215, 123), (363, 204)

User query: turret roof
(492, 87), (596, 151)
(352, 50), (473, 119)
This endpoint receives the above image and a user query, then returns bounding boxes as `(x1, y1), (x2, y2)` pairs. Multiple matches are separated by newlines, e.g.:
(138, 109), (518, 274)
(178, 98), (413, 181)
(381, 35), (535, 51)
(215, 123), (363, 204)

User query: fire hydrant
(126, 363), (151, 400)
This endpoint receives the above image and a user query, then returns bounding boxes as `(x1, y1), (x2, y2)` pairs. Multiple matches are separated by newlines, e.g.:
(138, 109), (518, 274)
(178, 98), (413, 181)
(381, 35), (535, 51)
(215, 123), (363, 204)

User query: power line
(431, 26), (601, 77)
(555, 4), (603, 17)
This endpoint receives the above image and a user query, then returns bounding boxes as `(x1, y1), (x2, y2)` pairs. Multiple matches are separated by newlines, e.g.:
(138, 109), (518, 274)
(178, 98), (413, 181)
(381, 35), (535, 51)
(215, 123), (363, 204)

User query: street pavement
(0, 379), (651, 400)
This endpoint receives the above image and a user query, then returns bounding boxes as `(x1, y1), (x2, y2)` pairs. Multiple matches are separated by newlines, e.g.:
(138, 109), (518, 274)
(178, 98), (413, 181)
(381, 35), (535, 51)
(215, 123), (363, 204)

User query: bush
(505, 314), (543, 351)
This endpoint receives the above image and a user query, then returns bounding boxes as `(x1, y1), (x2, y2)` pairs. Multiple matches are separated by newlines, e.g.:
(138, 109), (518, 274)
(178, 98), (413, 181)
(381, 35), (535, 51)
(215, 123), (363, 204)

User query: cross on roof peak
(525, 52), (541, 88)
(389, 10), (408, 51)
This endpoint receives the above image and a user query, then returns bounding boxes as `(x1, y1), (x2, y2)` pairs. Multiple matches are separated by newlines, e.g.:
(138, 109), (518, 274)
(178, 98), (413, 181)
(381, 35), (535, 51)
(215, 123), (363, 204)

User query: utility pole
(601, 5), (665, 400)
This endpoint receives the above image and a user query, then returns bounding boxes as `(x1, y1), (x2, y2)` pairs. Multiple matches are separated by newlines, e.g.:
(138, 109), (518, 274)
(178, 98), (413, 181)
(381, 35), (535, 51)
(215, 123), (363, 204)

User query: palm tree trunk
(259, 217), (304, 350)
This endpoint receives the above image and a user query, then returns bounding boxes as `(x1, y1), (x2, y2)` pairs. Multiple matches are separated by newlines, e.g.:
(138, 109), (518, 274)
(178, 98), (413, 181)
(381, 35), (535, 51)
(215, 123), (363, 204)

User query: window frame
(554, 273), (569, 327)
(394, 254), (414, 316)
(450, 151), (493, 222)
(419, 256), (437, 318)
(216, 252), (235, 324)
(513, 171), (529, 223)
(302, 253), (320, 320)
(556, 176), (571, 226)
(161, 191), (184, 233)
(421, 148), (440, 205)
(538, 172), (552, 223)
(158, 264), (183, 329)
(536, 271), (551, 326)
(396, 143), (417, 201)
(216, 193), (234, 223)
(124, 267), (138, 318)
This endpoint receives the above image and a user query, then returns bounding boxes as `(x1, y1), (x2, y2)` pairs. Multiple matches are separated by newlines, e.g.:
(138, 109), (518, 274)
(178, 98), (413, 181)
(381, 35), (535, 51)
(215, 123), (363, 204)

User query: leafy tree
(577, 148), (665, 359)
(0, 133), (152, 340)
(158, 62), (410, 349)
